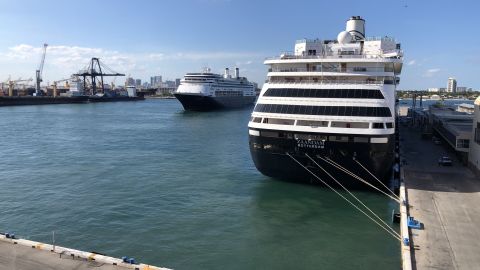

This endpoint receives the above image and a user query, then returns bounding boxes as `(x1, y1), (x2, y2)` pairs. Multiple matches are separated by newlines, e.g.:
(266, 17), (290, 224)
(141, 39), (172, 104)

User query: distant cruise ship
(248, 16), (403, 186)
(174, 68), (256, 111)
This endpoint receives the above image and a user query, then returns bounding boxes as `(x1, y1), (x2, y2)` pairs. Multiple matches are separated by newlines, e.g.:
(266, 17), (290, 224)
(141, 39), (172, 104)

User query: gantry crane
(74, 58), (124, 95)
(35, 43), (48, 96)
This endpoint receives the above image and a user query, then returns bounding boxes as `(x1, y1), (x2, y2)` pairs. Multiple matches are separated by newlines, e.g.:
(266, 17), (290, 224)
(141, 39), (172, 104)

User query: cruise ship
(174, 68), (256, 111)
(248, 16), (403, 187)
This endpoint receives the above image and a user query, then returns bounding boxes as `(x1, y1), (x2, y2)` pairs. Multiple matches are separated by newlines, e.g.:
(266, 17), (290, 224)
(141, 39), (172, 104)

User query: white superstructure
(176, 68), (255, 98)
(174, 67), (256, 110)
(249, 16), (403, 138)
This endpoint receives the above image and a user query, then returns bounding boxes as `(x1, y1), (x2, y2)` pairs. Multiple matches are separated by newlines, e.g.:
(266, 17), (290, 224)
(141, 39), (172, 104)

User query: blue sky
(0, 0), (478, 90)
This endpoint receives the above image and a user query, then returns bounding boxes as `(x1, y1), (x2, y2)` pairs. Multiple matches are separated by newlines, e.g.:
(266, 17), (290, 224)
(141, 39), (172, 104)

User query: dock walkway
(0, 235), (170, 270)
(401, 124), (480, 270)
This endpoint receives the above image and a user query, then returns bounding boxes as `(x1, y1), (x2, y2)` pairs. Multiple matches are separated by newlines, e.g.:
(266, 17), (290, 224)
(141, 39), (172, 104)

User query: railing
(266, 79), (389, 85)
(268, 67), (393, 73)
(265, 49), (403, 61)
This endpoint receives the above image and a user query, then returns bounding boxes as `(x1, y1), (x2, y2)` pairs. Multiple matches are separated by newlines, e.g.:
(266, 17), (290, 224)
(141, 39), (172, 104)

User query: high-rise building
(447, 77), (457, 93)
(127, 77), (135, 87)
(135, 79), (142, 87)
(150, 76), (162, 87)
(456, 86), (467, 93)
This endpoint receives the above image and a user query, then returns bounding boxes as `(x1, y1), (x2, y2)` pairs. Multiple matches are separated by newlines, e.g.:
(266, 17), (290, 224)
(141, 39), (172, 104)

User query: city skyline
(0, 0), (479, 90)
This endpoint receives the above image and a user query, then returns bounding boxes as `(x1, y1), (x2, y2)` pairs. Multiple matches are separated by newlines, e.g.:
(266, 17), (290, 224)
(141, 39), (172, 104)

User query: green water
(0, 99), (400, 269)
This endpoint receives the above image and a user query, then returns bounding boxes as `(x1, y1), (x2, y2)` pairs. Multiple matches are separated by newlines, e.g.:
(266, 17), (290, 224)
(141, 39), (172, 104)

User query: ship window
(274, 105), (282, 113)
(330, 107), (339, 115)
(373, 123), (384, 129)
(266, 104), (273, 112)
(297, 120), (329, 127)
(351, 106), (359, 115)
(323, 106), (331, 115)
(299, 88), (306, 97)
(252, 117), (262, 123)
(359, 107), (367, 115)
(286, 105), (294, 114)
(263, 88), (384, 99)
(345, 107), (353, 115)
(386, 122), (394, 128)
(299, 106), (307, 115)
(261, 131), (278, 137)
(354, 137), (369, 143)
(254, 104), (391, 117)
(307, 106), (313, 114)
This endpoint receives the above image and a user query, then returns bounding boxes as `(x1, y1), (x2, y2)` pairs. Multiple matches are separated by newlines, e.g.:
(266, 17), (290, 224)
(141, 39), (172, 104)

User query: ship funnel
(234, 67), (239, 79)
(224, 68), (230, 78)
(346, 16), (365, 41)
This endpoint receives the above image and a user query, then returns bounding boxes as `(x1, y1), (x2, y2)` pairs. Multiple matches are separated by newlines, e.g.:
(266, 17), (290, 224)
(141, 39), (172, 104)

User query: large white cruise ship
(248, 16), (403, 186)
(174, 67), (256, 111)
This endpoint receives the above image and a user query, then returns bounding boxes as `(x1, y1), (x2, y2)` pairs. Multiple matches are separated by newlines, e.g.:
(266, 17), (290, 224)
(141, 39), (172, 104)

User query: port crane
(8, 78), (33, 97)
(1, 76), (11, 93)
(51, 78), (71, 97)
(74, 58), (124, 95)
(35, 43), (48, 96)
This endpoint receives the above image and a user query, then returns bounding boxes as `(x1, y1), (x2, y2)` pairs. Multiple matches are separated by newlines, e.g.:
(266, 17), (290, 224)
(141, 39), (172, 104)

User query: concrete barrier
(0, 234), (171, 270)
(399, 167), (412, 270)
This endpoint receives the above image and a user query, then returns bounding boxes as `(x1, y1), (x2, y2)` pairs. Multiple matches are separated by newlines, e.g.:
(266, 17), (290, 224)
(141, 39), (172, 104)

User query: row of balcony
(266, 78), (399, 85)
(268, 66), (394, 73)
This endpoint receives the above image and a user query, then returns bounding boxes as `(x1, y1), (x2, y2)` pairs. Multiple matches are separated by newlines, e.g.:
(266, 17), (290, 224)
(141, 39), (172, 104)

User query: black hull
(174, 93), (255, 111)
(87, 96), (145, 102)
(249, 129), (395, 189)
(0, 96), (89, 106)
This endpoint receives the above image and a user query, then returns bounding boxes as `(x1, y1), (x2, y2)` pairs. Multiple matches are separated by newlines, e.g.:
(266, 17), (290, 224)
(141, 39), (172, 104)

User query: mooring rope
(286, 153), (401, 241)
(353, 158), (399, 199)
(305, 153), (401, 238)
(321, 156), (401, 203)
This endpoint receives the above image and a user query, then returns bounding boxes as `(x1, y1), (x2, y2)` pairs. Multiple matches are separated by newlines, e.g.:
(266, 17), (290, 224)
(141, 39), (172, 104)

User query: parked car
(438, 156), (452, 166)
(432, 136), (442, 145)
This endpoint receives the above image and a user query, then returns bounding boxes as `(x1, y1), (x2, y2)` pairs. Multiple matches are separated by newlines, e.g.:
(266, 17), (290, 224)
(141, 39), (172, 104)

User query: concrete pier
(0, 234), (171, 270)
(400, 122), (480, 269)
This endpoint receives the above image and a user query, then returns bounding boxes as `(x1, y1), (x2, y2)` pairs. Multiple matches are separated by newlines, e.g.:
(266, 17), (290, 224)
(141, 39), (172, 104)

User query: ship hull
(87, 96), (145, 102)
(249, 129), (395, 189)
(174, 93), (255, 111)
(0, 96), (89, 106)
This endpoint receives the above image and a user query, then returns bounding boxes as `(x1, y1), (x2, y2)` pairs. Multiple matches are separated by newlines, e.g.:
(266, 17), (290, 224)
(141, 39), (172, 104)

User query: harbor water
(0, 99), (399, 269)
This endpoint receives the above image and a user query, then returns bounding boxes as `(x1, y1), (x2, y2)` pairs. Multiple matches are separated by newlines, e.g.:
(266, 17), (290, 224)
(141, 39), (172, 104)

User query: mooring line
(305, 153), (400, 238)
(287, 153), (401, 241)
(353, 158), (399, 199)
(321, 156), (400, 203)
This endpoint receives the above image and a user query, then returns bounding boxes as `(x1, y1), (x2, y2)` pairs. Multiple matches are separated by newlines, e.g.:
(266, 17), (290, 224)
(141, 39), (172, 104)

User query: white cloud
(422, 68), (441, 77)
(0, 44), (266, 83)
(407, 59), (416, 65)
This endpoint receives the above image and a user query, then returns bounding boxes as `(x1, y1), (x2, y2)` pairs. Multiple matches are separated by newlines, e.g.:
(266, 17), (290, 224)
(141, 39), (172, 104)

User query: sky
(0, 0), (478, 90)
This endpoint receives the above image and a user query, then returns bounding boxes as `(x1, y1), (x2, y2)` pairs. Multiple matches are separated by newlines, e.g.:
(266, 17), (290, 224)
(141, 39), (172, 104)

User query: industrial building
(408, 101), (480, 171)
(469, 97), (480, 175)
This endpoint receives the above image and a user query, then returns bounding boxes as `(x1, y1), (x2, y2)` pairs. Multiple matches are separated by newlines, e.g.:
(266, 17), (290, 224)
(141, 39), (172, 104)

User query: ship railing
(265, 49), (402, 61)
(268, 67), (393, 73)
(266, 79), (388, 85)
